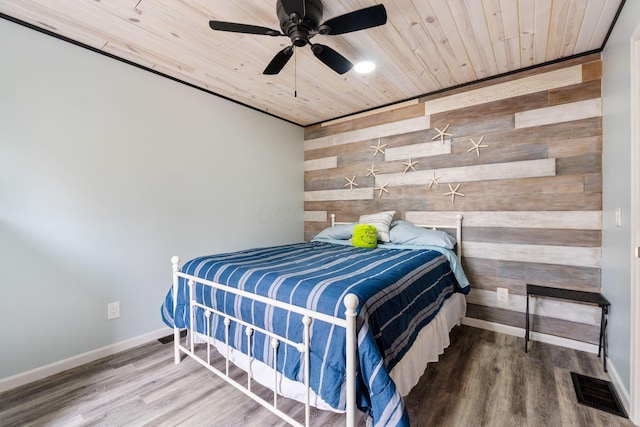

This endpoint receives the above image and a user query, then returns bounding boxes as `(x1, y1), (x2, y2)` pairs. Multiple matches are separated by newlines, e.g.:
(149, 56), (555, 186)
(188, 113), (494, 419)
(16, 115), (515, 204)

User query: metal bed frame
(170, 213), (463, 426)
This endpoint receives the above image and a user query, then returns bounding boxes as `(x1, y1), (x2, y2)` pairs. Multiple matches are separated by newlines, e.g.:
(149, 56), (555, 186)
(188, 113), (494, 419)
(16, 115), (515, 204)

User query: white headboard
(330, 213), (464, 259)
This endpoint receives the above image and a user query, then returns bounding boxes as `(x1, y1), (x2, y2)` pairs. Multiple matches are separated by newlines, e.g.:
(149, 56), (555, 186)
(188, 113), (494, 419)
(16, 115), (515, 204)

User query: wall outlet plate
(107, 302), (120, 320)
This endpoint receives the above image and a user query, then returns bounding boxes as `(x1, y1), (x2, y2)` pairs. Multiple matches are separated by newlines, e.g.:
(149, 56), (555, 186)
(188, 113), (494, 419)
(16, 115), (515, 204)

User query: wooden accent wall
(303, 54), (603, 347)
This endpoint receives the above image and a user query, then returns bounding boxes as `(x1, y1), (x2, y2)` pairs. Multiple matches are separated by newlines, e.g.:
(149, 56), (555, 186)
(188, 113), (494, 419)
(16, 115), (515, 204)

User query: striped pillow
(358, 211), (396, 242)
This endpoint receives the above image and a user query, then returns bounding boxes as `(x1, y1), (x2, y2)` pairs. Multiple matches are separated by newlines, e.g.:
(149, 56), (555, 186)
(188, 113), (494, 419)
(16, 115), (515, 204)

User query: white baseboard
(461, 316), (599, 354)
(605, 358), (632, 420)
(0, 327), (172, 394)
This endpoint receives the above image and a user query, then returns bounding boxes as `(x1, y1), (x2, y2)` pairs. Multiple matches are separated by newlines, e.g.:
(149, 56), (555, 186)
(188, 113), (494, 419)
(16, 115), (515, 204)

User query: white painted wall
(0, 19), (303, 379)
(601, 1), (640, 395)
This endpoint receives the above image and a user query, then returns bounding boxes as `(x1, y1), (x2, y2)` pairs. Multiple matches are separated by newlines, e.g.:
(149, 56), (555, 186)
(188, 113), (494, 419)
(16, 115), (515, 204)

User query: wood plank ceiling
(0, 0), (624, 127)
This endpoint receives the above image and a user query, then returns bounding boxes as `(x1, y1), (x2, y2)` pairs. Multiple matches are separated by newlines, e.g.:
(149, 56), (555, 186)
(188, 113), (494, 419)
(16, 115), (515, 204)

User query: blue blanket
(161, 241), (469, 426)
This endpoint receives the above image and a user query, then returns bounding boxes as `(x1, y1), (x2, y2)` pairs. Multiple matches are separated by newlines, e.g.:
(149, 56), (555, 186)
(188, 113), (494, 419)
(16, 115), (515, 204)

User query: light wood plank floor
(0, 326), (634, 426)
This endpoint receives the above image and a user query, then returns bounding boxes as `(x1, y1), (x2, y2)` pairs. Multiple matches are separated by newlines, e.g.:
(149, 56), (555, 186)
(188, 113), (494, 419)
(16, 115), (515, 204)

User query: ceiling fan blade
(209, 21), (281, 36)
(263, 46), (294, 75)
(311, 44), (353, 74)
(320, 4), (387, 35)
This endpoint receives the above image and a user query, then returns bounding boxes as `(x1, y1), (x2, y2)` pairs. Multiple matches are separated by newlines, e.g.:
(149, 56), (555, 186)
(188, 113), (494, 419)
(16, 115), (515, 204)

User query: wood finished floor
(0, 326), (633, 427)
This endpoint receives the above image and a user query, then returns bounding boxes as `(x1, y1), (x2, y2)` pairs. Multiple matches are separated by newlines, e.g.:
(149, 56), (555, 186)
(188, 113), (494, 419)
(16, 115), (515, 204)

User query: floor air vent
(571, 372), (627, 418)
(158, 330), (187, 344)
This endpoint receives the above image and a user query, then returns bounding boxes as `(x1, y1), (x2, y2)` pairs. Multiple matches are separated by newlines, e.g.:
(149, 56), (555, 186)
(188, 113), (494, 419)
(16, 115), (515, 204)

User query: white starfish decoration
(344, 176), (358, 189)
(366, 163), (379, 177)
(403, 157), (420, 173)
(431, 124), (452, 144)
(467, 136), (488, 157)
(374, 182), (390, 198)
(428, 171), (442, 189)
(443, 183), (465, 204)
(370, 139), (387, 157)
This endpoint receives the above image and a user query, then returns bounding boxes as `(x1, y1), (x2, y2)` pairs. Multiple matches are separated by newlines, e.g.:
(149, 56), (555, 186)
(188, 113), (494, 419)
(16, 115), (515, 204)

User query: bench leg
(600, 307), (608, 372)
(525, 294), (530, 353)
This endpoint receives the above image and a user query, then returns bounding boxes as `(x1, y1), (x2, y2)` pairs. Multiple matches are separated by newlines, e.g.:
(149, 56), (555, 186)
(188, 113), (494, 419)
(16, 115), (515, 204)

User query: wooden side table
(525, 284), (611, 372)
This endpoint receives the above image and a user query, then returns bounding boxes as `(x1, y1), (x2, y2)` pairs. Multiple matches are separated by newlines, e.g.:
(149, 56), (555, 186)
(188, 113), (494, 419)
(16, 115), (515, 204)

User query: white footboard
(171, 256), (359, 427)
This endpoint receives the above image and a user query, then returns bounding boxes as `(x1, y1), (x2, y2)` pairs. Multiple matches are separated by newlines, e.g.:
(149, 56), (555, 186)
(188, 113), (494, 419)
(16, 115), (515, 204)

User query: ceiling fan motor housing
(276, 0), (323, 47)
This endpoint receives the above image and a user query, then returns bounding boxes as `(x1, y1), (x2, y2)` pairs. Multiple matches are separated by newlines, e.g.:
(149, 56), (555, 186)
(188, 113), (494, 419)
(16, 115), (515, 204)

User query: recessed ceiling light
(354, 61), (376, 74)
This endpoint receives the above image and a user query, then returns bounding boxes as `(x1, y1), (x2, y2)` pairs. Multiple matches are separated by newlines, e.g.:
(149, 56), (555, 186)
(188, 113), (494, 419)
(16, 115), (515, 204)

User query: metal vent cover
(571, 372), (627, 418)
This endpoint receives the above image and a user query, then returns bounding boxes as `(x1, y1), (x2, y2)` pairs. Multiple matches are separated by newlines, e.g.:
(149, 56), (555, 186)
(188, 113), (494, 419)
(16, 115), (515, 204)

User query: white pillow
(390, 220), (457, 249)
(358, 211), (395, 242)
(313, 223), (355, 241)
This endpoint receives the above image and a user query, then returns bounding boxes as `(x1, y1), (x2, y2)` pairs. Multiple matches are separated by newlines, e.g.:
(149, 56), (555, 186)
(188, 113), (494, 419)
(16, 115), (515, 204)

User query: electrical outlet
(107, 302), (120, 320)
(496, 287), (508, 303)
(615, 208), (622, 227)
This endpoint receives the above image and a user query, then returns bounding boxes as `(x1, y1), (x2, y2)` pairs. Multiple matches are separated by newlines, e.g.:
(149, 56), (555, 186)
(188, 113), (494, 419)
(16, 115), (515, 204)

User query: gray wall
(0, 19), (303, 379)
(601, 1), (640, 393)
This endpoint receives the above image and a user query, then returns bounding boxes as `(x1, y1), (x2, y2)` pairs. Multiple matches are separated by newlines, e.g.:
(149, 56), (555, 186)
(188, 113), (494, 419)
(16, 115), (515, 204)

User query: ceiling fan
(209, 0), (387, 75)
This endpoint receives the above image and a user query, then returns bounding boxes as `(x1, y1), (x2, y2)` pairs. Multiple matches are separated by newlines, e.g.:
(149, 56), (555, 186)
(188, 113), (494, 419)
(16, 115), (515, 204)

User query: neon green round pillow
(352, 224), (378, 248)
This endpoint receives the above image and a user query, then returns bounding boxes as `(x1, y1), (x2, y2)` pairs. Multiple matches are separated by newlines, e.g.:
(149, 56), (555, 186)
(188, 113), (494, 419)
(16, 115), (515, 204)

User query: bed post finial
(455, 214), (463, 258)
(344, 294), (359, 310)
(331, 213), (336, 227)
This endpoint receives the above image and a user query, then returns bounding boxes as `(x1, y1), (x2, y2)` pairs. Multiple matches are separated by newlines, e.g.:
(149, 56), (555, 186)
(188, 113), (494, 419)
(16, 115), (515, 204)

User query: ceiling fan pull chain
(294, 48), (297, 98)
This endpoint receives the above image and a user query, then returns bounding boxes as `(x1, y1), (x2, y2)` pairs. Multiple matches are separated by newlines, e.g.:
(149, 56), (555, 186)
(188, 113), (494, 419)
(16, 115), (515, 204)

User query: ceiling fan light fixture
(354, 61), (376, 74)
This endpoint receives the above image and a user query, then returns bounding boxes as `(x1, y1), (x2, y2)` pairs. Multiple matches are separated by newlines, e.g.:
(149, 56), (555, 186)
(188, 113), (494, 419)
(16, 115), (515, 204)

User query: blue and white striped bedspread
(161, 241), (469, 426)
